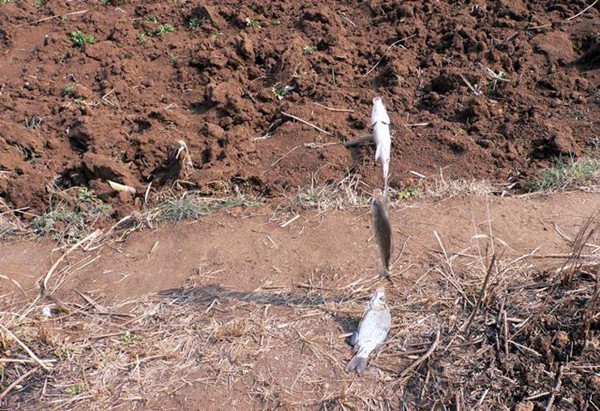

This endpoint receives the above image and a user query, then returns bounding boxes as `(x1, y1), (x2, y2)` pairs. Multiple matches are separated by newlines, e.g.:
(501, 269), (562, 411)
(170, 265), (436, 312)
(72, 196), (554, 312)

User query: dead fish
(371, 97), (391, 193)
(371, 189), (393, 279)
(346, 287), (391, 375)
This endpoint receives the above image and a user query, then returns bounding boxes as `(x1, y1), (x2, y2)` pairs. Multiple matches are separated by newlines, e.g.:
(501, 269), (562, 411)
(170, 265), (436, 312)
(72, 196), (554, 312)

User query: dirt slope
(3, 191), (598, 300)
(1, 1), (599, 216)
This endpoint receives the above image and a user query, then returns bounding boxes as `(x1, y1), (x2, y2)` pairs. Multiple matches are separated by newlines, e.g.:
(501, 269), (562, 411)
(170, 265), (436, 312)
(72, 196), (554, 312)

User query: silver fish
(346, 287), (391, 375)
(371, 97), (391, 193)
(371, 189), (392, 279)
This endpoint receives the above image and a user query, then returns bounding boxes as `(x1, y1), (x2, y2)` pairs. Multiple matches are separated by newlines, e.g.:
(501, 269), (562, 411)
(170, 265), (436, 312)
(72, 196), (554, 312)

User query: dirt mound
(0, 1), (599, 216)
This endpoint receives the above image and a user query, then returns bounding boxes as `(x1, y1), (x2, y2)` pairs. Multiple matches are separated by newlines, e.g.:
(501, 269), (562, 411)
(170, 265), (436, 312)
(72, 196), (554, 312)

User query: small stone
(516, 401), (534, 411)
(554, 330), (570, 348)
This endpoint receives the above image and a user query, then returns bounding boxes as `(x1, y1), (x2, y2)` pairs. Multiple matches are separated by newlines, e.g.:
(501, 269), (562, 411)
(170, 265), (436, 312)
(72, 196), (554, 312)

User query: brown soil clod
(0, 1), (598, 217)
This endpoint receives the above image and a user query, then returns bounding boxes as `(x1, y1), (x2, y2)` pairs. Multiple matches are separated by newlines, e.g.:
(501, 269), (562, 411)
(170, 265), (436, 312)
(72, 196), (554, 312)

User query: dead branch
(544, 364), (564, 411)
(463, 255), (496, 334)
(399, 330), (440, 379)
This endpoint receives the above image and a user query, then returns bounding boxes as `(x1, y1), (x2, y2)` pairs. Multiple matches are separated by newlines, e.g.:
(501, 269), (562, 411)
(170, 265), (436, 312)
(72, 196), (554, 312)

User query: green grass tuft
(245, 18), (260, 28)
(69, 31), (95, 50)
(395, 185), (420, 200)
(529, 156), (600, 191)
(61, 83), (76, 97)
(149, 24), (176, 37)
(32, 188), (111, 243)
(187, 17), (204, 29)
(302, 45), (316, 55)
(157, 195), (262, 222)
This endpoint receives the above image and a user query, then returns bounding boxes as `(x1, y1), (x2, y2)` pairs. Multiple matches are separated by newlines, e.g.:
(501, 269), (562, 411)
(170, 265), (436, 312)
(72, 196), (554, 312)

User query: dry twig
(281, 111), (333, 135)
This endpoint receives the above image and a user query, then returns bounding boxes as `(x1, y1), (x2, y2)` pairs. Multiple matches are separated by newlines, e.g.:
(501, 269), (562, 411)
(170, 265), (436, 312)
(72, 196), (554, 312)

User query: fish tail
(383, 176), (389, 199)
(346, 354), (368, 376)
(382, 161), (389, 195)
(380, 269), (391, 281)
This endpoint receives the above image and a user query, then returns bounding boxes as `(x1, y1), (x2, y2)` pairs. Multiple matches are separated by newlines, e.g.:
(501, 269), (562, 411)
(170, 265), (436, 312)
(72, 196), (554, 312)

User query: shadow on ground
(156, 284), (362, 307)
(156, 284), (363, 340)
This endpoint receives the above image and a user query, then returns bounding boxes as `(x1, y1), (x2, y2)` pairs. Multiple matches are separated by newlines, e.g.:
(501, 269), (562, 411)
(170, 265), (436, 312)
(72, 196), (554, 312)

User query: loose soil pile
(0, 1), (599, 216)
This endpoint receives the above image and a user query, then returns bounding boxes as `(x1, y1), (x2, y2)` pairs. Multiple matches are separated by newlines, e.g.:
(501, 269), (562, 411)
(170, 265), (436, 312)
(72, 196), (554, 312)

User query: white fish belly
(373, 123), (391, 161)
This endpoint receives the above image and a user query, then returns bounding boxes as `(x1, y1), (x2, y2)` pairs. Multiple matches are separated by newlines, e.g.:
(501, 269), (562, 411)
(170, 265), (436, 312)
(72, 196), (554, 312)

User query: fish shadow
(156, 284), (364, 340)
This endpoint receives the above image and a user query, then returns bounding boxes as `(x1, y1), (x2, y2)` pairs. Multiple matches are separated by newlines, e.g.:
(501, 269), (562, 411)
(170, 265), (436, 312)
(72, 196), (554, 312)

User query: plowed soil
(1, 1), (599, 216)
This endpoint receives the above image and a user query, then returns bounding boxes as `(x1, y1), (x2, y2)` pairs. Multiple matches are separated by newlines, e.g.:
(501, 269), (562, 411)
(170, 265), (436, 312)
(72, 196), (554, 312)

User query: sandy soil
(2, 192), (599, 409)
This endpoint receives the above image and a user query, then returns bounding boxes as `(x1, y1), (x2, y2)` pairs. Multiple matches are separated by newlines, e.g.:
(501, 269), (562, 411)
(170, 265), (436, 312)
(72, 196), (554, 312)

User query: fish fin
(375, 144), (382, 161)
(349, 331), (358, 347)
(346, 355), (368, 375)
(380, 269), (391, 281)
(382, 159), (389, 180)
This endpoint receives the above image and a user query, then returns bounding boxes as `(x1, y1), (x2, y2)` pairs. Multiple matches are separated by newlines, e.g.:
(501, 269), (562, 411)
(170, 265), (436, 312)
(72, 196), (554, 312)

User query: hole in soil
(577, 41), (600, 69)
(201, 147), (212, 164)
(430, 73), (459, 94)
(55, 166), (89, 189)
(134, 119), (151, 133)
(65, 120), (91, 154)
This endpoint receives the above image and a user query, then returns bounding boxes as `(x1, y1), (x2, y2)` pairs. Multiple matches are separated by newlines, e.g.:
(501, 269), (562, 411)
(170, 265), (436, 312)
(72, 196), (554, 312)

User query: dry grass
(0, 187), (263, 249)
(424, 171), (494, 199)
(0, 197), (26, 239)
(279, 172), (496, 218)
(3, 163), (596, 246)
(2, 213), (599, 410)
(281, 174), (370, 214)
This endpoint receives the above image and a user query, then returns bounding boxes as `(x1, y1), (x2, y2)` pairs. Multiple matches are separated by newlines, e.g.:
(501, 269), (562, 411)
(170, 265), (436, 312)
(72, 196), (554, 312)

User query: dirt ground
(2, 192), (599, 409)
(1, 0), (600, 217)
(2, 1), (600, 409)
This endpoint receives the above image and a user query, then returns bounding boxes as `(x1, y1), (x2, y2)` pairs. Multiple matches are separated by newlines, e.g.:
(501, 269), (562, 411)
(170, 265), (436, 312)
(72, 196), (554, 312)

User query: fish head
(370, 287), (386, 308)
(371, 97), (390, 126)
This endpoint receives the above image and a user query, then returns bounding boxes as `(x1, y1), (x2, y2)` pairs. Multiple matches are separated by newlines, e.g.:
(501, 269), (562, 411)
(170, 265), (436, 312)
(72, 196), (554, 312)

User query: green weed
(65, 386), (84, 396)
(529, 156), (600, 191)
(245, 18), (260, 28)
(395, 185), (420, 200)
(188, 17), (204, 29)
(157, 195), (262, 222)
(118, 331), (139, 344)
(61, 83), (76, 96)
(303, 45), (316, 55)
(149, 24), (176, 37)
(32, 188), (111, 243)
(69, 31), (95, 50)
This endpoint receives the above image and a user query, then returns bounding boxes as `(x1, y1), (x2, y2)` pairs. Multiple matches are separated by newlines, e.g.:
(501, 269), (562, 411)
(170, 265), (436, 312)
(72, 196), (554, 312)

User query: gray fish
(371, 189), (392, 279)
(346, 287), (391, 375)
